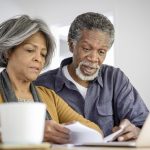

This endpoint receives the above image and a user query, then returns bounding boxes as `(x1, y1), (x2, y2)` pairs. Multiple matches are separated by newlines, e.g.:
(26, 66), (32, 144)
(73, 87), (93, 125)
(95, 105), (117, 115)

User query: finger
(45, 121), (70, 141)
(44, 131), (70, 143)
(112, 126), (120, 132)
(123, 124), (140, 138)
(118, 132), (135, 141)
(44, 131), (70, 144)
(45, 125), (70, 139)
(44, 120), (71, 143)
(45, 120), (70, 135)
(54, 124), (70, 135)
(120, 124), (130, 134)
(112, 119), (130, 133)
(44, 135), (70, 144)
(50, 129), (70, 139)
(119, 119), (130, 129)
(119, 122), (136, 135)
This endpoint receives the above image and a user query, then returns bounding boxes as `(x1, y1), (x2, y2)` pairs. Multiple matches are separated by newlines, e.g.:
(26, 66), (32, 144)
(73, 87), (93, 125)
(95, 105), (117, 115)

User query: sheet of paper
(64, 122), (103, 145)
(104, 128), (124, 142)
(64, 122), (125, 145)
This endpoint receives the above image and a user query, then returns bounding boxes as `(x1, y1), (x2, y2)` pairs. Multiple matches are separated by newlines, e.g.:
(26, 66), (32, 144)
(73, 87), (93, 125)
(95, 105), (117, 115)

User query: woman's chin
(27, 75), (38, 82)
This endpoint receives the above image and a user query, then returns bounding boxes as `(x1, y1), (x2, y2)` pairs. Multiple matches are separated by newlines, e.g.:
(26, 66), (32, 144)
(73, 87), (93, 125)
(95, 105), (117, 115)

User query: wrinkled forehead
(77, 29), (111, 46)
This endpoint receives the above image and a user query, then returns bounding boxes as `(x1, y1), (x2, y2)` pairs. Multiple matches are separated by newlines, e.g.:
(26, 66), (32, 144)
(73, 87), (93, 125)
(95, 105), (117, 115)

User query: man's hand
(112, 119), (140, 141)
(44, 120), (70, 144)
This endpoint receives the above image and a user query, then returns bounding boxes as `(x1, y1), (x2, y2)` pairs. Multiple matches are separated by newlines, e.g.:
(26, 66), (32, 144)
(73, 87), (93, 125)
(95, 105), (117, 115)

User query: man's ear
(68, 39), (74, 53)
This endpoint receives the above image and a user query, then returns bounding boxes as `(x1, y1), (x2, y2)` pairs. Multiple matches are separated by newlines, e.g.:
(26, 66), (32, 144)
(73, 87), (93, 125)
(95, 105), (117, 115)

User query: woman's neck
(6, 68), (33, 99)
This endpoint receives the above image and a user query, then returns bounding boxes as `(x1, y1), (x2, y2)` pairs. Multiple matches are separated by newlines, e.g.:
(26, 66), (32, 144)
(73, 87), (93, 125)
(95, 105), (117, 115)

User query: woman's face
(7, 32), (47, 82)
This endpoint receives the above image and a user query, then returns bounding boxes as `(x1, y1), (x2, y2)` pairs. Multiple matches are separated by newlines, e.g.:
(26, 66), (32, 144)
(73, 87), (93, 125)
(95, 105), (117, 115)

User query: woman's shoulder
(36, 85), (63, 102)
(36, 86), (56, 97)
(0, 94), (3, 103)
(36, 85), (66, 112)
(36, 85), (53, 92)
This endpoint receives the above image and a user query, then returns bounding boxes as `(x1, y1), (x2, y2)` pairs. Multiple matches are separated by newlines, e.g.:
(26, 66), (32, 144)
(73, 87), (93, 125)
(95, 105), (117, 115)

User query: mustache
(80, 61), (100, 69)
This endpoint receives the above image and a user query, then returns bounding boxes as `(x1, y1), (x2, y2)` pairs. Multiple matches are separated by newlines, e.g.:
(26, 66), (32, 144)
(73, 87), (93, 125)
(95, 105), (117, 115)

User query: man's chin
(75, 63), (101, 81)
(76, 69), (98, 81)
(83, 71), (97, 76)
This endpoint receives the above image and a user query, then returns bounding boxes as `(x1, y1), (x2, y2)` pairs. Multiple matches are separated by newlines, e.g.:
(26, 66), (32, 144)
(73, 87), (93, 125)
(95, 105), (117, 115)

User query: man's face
(70, 29), (110, 81)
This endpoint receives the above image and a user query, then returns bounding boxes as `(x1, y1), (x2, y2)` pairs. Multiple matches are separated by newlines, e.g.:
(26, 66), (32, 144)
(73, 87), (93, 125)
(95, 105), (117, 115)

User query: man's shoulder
(101, 64), (130, 86)
(35, 68), (59, 88)
(38, 68), (59, 80)
(101, 64), (122, 74)
(101, 64), (127, 80)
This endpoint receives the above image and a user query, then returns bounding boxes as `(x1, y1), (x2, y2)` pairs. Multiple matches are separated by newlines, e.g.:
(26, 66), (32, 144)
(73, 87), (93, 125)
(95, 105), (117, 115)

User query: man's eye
(99, 50), (106, 55)
(83, 47), (90, 51)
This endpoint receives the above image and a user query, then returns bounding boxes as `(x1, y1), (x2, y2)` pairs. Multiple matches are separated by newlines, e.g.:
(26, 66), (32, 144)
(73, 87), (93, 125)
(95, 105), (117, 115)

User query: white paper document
(64, 122), (124, 145)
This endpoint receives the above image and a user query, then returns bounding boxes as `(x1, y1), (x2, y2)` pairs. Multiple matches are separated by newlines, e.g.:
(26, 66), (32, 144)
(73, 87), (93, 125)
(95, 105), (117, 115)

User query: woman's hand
(112, 119), (140, 141)
(44, 120), (71, 144)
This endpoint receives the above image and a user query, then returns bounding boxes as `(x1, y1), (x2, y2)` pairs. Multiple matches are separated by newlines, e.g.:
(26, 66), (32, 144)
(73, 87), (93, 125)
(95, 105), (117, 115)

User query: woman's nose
(34, 52), (42, 62)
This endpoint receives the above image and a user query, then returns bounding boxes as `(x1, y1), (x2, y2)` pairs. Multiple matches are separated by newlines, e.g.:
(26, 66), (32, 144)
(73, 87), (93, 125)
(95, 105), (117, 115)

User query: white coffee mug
(0, 102), (46, 144)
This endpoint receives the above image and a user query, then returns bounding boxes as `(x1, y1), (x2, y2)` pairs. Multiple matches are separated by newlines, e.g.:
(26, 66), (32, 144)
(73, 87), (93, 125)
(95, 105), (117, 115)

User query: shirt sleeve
(113, 68), (149, 127)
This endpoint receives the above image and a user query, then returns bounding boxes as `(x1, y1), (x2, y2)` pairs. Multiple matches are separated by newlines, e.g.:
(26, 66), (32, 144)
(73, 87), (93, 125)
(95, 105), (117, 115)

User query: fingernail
(118, 136), (124, 141)
(120, 125), (125, 129)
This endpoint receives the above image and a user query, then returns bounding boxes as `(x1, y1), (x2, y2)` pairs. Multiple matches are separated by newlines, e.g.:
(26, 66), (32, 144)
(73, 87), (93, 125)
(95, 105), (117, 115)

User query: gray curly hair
(68, 12), (115, 48)
(0, 15), (55, 68)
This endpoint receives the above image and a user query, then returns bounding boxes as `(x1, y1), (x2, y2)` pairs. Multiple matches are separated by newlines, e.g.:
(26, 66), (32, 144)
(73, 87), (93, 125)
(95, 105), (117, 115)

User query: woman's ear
(5, 50), (11, 59)
(4, 52), (9, 61)
(4, 49), (14, 61)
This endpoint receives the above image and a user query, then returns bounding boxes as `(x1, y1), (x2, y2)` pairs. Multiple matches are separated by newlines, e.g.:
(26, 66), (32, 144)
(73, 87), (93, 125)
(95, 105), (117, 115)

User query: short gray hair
(0, 15), (55, 68)
(68, 12), (115, 48)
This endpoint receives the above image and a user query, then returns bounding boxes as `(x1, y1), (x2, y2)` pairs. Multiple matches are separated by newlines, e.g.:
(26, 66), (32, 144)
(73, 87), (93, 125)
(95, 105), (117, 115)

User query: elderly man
(35, 12), (149, 141)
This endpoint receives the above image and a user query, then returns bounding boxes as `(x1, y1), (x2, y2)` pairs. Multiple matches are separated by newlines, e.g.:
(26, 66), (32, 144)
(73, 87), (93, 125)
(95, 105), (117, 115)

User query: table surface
(50, 144), (150, 150)
(1, 143), (150, 150)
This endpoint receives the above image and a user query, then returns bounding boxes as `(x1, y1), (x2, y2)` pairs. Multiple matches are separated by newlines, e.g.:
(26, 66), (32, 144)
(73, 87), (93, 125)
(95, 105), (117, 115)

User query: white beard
(75, 61), (100, 81)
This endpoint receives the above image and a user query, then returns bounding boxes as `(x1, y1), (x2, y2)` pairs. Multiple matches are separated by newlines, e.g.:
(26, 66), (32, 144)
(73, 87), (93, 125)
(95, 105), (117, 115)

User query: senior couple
(0, 12), (149, 144)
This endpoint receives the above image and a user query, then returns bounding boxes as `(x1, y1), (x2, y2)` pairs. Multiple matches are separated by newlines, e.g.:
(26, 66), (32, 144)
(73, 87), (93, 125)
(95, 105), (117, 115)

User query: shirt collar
(91, 66), (103, 88)
(96, 71), (103, 87)
(55, 57), (73, 92)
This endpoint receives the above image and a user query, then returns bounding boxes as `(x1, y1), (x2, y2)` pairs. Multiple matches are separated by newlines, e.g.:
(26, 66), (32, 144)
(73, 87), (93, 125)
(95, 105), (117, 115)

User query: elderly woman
(0, 15), (102, 144)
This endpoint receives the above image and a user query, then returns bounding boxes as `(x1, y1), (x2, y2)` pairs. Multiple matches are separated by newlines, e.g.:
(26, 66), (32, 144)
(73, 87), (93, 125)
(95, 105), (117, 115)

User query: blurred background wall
(0, 0), (150, 109)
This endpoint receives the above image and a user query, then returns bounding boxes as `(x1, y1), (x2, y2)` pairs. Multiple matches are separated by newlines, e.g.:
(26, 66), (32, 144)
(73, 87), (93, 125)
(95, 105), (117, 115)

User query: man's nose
(87, 51), (99, 62)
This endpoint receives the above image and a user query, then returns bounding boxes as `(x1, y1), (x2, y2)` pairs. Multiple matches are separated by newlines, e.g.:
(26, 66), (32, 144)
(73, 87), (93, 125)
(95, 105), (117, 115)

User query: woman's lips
(29, 67), (40, 73)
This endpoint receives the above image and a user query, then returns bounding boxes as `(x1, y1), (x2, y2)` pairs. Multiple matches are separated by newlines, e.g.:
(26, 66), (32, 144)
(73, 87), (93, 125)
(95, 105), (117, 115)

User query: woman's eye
(25, 47), (35, 53)
(27, 49), (34, 52)
(23, 45), (35, 52)
(41, 53), (46, 58)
